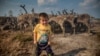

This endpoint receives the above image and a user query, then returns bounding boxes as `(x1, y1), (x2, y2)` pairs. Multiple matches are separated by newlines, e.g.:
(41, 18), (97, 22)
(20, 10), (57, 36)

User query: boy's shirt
(33, 23), (52, 42)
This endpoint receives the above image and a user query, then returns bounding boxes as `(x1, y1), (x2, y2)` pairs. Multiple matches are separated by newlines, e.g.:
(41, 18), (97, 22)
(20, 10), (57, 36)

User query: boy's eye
(42, 20), (47, 21)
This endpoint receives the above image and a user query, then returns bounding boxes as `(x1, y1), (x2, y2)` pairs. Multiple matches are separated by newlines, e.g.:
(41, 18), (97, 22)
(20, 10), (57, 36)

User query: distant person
(33, 12), (54, 56)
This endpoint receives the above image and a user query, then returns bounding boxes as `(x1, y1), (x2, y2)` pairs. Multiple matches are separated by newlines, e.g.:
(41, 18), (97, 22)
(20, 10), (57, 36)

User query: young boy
(33, 12), (54, 56)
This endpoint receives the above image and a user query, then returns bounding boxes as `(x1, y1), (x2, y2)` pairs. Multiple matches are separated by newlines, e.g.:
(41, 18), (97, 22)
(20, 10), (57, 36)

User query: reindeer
(49, 14), (75, 37)
(74, 14), (90, 34)
(17, 14), (39, 32)
(0, 17), (17, 31)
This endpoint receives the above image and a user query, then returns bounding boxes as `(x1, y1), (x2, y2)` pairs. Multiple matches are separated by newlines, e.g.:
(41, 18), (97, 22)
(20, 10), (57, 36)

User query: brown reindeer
(17, 14), (39, 32)
(0, 17), (17, 31)
(49, 14), (75, 36)
(74, 14), (90, 34)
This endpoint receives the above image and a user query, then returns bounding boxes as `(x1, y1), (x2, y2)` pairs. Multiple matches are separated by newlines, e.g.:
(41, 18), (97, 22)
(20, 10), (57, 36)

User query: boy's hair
(39, 12), (49, 20)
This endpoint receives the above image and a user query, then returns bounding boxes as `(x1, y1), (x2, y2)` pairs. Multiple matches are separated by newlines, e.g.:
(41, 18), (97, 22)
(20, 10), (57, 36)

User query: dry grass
(0, 30), (100, 56)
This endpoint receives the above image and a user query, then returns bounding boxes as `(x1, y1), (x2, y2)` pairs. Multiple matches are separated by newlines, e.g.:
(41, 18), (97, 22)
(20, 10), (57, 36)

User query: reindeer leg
(61, 26), (66, 37)
(85, 23), (90, 34)
(87, 23), (90, 34)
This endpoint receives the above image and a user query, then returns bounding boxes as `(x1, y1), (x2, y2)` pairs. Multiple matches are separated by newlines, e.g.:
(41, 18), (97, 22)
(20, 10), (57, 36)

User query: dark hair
(39, 12), (49, 20)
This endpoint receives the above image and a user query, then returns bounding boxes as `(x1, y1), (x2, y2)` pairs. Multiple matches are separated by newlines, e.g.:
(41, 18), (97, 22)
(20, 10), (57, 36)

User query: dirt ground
(0, 28), (100, 56)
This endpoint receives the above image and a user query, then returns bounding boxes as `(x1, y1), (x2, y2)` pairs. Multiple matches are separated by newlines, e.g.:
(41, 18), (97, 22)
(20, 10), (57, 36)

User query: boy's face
(40, 16), (48, 25)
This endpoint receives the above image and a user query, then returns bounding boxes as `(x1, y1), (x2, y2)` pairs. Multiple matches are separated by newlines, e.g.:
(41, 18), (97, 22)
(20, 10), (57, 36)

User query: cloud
(37, 0), (57, 6)
(37, 0), (45, 5)
(79, 0), (100, 9)
(44, 7), (59, 11)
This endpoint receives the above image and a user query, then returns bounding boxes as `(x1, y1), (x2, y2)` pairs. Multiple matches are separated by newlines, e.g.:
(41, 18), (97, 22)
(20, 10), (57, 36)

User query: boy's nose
(43, 21), (47, 24)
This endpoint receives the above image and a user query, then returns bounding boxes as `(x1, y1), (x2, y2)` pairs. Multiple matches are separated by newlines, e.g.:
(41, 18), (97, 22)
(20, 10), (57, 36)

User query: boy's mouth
(43, 21), (47, 24)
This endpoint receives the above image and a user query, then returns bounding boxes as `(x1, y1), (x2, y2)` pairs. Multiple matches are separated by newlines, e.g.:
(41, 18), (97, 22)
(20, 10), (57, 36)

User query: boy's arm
(48, 35), (51, 45)
(48, 26), (53, 45)
(33, 24), (39, 45)
(33, 32), (37, 44)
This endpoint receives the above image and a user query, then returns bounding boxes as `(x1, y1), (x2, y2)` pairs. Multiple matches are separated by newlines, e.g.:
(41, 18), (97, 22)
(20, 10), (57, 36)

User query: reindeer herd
(0, 13), (91, 36)
(49, 14), (90, 36)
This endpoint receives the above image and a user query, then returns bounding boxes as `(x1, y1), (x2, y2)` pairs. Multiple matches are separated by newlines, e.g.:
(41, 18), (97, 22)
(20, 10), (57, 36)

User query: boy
(33, 12), (54, 56)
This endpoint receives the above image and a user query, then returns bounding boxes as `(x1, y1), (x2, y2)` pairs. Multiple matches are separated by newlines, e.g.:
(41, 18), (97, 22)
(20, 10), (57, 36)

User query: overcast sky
(0, 0), (100, 18)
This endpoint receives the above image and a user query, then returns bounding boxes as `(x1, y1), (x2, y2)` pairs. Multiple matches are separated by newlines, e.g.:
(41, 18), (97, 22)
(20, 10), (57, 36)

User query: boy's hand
(48, 41), (50, 45)
(34, 41), (37, 45)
